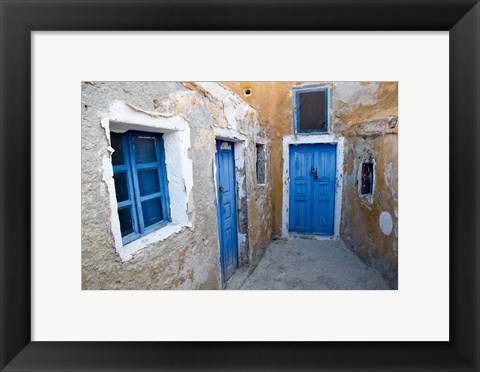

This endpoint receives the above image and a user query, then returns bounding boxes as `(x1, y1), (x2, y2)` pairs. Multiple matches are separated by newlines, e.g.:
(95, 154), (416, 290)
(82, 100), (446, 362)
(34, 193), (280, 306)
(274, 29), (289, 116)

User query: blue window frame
(293, 86), (330, 134)
(110, 130), (170, 245)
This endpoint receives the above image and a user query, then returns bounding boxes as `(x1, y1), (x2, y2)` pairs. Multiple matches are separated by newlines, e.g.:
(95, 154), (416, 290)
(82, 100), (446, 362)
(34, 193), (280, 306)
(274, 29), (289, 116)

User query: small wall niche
(256, 143), (266, 185)
(360, 161), (374, 195)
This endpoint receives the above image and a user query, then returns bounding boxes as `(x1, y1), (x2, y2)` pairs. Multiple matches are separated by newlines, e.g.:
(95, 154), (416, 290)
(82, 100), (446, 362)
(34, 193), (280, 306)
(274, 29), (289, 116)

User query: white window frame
(101, 100), (193, 261)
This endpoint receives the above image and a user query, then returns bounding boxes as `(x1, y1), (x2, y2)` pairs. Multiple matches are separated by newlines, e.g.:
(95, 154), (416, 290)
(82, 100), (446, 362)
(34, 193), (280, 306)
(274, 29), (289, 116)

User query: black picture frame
(1, 1), (479, 371)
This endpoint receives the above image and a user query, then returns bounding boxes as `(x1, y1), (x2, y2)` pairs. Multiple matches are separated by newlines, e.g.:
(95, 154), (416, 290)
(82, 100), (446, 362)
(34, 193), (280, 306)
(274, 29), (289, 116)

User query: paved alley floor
(226, 238), (391, 290)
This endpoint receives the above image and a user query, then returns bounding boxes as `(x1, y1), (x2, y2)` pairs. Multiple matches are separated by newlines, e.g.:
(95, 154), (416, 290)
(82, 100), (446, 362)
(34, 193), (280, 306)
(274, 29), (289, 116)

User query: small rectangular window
(361, 162), (374, 195)
(294, 87), (329, 134)
(256, 143), (266, 185)
(110, 131), (170, 244)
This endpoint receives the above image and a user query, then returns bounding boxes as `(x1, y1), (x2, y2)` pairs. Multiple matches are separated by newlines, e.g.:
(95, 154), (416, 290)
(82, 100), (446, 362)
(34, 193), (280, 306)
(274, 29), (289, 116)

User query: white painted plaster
(213, 126), (248, 143)
(163, 129), (193, 226)
(195, 82), (232, 102)
(379, 211), (393, 236)
(213, 127), (249, 200)
(239, 103), (251, 119)
(223, 96), (238, 129)
(101, 155), (123, 257)
(212, 127), (248, 210)
(334, 82), (379, 105)
(236, 173), (246, 200)
(195, 82), (253, 134)
(238, 233), (247, 246)
(234, 144), (247, 199)
(100, 100), (193, 261)
(220, 141), (232, 150)
(102, 100), (182, 132)
(281, 134), (345, 240)
(120, 223), (186, 261)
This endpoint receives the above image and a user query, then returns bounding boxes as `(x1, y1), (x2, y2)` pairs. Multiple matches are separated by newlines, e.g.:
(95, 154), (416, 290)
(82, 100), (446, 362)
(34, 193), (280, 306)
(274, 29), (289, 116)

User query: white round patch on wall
(379, 211), (393, 236)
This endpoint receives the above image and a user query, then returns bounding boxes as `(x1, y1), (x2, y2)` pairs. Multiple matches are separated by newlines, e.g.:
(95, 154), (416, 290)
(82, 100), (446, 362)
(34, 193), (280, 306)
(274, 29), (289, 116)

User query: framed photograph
(1, 1), (479, 371)
(80, 80), (398, 292)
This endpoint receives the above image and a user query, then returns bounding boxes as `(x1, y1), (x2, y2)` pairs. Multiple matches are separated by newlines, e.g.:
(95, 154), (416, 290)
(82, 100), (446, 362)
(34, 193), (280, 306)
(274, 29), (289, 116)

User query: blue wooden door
(215, 140), (239, 282)
(289, 144), (336, 235)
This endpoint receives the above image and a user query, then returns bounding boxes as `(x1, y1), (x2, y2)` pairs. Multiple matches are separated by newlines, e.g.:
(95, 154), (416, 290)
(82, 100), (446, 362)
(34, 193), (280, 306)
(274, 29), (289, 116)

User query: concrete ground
(226, 238), (391, 290)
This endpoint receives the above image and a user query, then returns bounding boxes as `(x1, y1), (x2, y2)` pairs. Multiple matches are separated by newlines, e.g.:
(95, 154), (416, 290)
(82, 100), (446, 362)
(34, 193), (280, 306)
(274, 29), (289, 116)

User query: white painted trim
(214, 126), (248, 142)
(100, 100), (193, 261)
(281, 134), (345, 239)
(118, 223), (187, 262)
(213, 126), (249, 202)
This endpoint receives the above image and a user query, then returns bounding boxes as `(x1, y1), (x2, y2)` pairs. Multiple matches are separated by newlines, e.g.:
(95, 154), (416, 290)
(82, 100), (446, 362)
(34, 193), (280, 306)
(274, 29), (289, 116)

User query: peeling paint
(125, 101), (175, 118)
(334, 82), (379, 105)
(101, 155), (123, 259)
(223, 96), (238, 129)
(379, 211), (393, 236)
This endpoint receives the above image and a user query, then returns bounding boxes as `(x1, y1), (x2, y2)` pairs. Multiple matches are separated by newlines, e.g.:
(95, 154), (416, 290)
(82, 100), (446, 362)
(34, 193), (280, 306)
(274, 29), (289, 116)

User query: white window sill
(118, 222), (191, 262)
(294, 132), (330, 136)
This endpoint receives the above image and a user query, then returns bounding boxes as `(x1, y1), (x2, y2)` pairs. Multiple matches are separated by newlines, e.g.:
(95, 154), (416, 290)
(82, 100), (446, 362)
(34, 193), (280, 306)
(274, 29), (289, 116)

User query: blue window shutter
(111, 132), (140, 244)
(111, 130), (170, 244)
(157, 135), (171, 223)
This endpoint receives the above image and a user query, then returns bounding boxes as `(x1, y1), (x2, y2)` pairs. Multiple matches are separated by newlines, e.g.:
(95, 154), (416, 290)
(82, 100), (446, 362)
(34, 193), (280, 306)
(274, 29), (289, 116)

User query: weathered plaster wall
(222, 82), (299, 238)
(333, 82), (398, 288)
(223, 82), (398, 287)
(82, 82), (271, 289)
(188, 82), (273, 266)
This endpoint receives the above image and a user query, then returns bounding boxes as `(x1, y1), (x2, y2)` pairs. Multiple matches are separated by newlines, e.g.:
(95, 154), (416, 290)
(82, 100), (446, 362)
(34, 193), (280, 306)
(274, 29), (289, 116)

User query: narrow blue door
(289, 144), (336, 235)
(215, 140), (239, 282)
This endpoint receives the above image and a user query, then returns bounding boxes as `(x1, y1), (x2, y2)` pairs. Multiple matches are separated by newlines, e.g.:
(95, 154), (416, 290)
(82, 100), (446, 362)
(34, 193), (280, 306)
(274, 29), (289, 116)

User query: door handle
(311, 167), (319, 180)
(219, 186), (224, 195)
